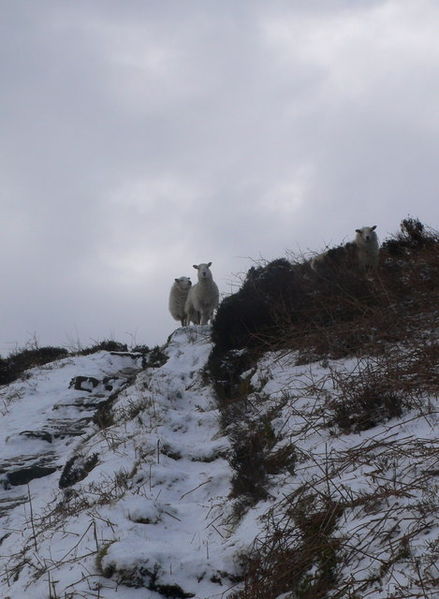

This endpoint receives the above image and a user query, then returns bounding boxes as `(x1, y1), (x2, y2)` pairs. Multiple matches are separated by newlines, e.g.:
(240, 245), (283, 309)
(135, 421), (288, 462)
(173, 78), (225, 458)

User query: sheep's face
(193, 262), (213, 281)
(355, 225), (377, 243)
(175, 276), (192, 290)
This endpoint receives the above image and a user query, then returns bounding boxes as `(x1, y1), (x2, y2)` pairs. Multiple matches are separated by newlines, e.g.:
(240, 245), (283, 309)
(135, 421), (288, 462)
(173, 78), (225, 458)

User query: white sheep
(185, 262), (219, 325)
(310, 226), (379, 274)
(168, 276), (192, 326)
(354, 225), (379, 271)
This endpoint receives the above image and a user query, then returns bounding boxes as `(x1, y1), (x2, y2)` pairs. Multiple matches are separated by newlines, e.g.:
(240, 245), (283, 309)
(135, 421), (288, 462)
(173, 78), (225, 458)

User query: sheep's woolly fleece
(0, 327), (438, 598)
(186, 263), (219, 325)
(169, 276), (192, 325)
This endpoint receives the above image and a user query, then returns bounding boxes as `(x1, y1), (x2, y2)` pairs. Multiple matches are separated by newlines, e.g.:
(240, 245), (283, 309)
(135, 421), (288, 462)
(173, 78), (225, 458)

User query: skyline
(1, 0), (438, 354)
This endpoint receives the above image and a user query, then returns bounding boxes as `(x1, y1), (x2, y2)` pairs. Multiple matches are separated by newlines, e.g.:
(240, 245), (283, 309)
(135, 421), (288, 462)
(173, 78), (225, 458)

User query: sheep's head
(174, 276), (192, 290)
(355, 225), (377, 243)
(193, 262), (213, 281)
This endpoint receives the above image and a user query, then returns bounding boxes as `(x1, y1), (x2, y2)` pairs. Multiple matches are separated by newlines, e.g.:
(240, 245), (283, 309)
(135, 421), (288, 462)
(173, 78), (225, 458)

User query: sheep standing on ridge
(354, 225), (379, 272)
(310, 225), (379, 274)
(169, 276), (192, 326)
(185, 262), (219, 325)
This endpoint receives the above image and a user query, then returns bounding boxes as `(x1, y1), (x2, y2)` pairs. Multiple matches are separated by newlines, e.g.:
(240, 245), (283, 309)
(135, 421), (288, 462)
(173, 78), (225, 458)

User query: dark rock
(0, 495), (28, 517)
(0, 454), (59, 487)
(103, 562), (195, 597)
(59, 453), (99, 489)
(103, 376), (123, 391)
(69, 376), (100, 392)
(7, 464), (58, 486)
(19, 430), (53, 443)
(52, 397), (106, 411)
(46, 417), (93, 438)
(153, 583), (195, 598)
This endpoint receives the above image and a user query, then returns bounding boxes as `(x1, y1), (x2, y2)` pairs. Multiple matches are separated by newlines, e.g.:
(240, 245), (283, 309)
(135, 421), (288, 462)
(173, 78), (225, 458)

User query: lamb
(185, 262), (219, 325)
(168, 276), (192, 326)
(354, 225), (379, 272)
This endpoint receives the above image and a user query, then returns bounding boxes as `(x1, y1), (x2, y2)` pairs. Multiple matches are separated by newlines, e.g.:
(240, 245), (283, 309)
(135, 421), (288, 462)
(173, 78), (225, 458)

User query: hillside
(0, 218), (438, 599)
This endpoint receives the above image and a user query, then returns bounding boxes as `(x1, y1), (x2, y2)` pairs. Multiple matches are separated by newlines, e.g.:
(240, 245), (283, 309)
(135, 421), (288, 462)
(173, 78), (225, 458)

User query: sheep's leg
(185, 303), (195, 325)
(187, 308), (200, 325)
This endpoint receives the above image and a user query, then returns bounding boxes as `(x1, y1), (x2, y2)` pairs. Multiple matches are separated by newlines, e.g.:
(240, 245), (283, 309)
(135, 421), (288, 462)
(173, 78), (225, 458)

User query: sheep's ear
(175, 278), (179, 283)
(355, 229), (361, 234)
(371, 225), (377, 230)
(193, 264), (198, 270)
(207, 261), (212, 267)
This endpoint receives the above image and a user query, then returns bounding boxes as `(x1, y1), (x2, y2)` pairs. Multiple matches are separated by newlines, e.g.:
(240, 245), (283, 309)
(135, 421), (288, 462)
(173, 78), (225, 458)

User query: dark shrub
(212, 259), (299, 353)
(131, 344), (150, 354)
(233, 494), (343, 599)
(211, 253), (375, 360)
(382, 217), (438, 257)
(330, 386), (404, 434)
(208, 347), (256, 412)
(143, 345), (168, 369)
(79, 340), (129, 355)
(211, 218), (439, 364)
(0, 346), (69, 386)
(229, 420), (276, 501)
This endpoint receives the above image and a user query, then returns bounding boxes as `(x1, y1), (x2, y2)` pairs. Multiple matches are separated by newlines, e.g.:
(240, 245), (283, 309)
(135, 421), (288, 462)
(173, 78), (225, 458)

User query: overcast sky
(1, 0), (438, 354)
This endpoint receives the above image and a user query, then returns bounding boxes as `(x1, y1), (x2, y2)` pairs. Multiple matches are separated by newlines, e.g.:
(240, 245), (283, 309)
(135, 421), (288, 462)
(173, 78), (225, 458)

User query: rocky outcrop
(0, 353), (142, 508)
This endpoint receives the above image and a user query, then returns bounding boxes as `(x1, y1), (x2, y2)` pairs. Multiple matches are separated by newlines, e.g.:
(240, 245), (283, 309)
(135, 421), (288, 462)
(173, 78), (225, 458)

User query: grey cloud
(0, 1), (438, 353)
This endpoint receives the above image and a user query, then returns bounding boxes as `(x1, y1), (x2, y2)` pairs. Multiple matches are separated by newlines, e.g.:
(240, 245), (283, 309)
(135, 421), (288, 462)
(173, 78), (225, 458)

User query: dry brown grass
(211, 218), (439, 362)
(231, 489), (344, 599)
(210, 219), (439, 599)
(232, 427), (439, 599)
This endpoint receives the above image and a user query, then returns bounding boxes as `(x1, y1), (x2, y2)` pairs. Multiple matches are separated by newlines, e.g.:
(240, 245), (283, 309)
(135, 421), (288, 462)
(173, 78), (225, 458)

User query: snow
(0, 327), (438, 598)
(0, 329), (238, 598)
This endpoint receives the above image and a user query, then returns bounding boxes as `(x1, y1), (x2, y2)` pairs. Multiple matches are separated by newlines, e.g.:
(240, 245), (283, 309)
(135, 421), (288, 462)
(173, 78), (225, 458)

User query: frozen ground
(0, 327), (438, 598)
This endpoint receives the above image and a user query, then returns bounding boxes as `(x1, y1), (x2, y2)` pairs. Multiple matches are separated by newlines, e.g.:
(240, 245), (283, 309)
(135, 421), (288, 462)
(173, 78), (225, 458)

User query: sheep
(168, 276), (192, 326)
(354, 225), (379, 272)
(185, 262), (219, 325)
(310, 226), (379, 275)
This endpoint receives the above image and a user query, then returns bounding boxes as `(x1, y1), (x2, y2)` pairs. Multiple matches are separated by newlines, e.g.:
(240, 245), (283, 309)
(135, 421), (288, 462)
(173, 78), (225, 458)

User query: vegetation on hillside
(211, 217), (439, 360)
(1, 217), (437, 598)
(0, 339), (152, 387)
(0, 346), (69, 386)
(208, 217), (439, 599)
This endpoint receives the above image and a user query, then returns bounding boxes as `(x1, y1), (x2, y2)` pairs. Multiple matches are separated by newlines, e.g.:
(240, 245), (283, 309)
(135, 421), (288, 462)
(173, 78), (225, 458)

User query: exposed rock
(0, 453), (58, 488)
(0, 495), (28, 518)
(101, 561), (195, 597)
(19, 430), (53, 443)
(59, 453), (99, 489)
(52, 396), (108, 411)
(45, 417), (93, 439)
(69, 376), (100, 392)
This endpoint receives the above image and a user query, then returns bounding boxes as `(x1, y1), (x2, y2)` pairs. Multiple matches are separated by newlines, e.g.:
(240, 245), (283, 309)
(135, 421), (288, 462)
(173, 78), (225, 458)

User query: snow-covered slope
(237, 350), (439, 598)
(0, 329), (238, 598)
(0, 327), (438, 599)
